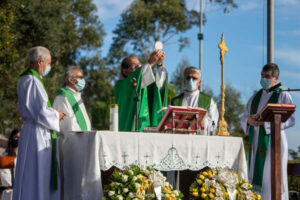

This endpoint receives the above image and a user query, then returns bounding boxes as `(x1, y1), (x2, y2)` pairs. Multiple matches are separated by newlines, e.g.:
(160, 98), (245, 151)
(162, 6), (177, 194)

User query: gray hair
(184, 66), (202, 80)
(63, 66), (82, 87)
(28, 46), (50, 63)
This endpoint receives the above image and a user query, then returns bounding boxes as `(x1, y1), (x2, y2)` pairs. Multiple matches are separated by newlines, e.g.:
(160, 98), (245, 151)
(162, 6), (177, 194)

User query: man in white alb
(53, 66), (91, 200)
(14, 46), (65, 200)
(240, 63), (295, 200)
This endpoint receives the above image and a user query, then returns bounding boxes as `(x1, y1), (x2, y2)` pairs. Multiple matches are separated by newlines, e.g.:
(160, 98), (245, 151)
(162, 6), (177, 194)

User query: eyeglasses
(185, 76), (198, 81)
(131, 64), (141, 68)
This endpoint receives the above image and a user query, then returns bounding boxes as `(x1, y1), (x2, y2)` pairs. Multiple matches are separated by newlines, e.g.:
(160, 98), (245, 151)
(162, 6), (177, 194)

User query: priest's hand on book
(247, 114), (264, 126)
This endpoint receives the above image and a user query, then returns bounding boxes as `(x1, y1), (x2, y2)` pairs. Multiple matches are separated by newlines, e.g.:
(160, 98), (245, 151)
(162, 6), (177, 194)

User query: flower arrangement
(189, 168), (262, 200)
(103, 165), (183, 200)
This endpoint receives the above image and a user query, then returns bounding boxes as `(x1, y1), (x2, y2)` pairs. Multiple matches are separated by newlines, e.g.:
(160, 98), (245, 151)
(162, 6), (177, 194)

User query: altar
(59, 131), (248, 200)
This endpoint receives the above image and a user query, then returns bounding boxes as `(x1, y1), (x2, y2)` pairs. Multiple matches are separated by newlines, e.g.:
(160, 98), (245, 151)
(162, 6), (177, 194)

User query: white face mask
(185, 78), (198, 91)
(260, 78), (271, 89)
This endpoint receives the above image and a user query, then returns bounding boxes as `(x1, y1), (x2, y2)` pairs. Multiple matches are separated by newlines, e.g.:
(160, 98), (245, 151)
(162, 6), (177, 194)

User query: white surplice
(14, 75), (60, 200)
(240, 90), (295, 200)
(53, 86), (91, 200)
(182, 90), (219, 135)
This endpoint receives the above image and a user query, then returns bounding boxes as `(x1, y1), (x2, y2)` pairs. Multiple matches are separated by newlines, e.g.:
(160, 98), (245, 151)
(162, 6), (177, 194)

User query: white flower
(122, 175), (128, 182)
(144, 169), (150, 176)
(129, 192), (135, 198)
(216, 189), (223, 197)
(108, 191), (115, 196)
(123, 188), (129, 193)
(135, 183), (141, 188)
(164, 182), (170, 187)
(174, 190), (179, 196)
(241, 182), (249, 189)
(133, 198), (138, 200)
(133, 176), (138, 181)
(117, 195), (123, 200)
(215, 197), (224, 200)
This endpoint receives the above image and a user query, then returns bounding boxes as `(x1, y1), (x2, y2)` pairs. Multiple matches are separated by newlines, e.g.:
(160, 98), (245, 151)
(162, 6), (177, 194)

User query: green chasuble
(171, 92), (211, 110)
(57, 87), (88, 131)
(115, 67), (150, 131)
(147, 75), (168, 127)
(20, 68), (58, 189)
(114, 67), (168, 131)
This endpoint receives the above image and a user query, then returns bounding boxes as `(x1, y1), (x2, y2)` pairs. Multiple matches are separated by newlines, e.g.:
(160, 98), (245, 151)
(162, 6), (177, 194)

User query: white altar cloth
(60, 131), (247, 200)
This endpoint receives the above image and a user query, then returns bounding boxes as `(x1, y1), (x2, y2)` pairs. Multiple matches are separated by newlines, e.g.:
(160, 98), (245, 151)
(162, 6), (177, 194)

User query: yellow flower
(208, 193), (214, 199)
(201, 193), (207, 198)
(192, 192), (199, 197)
(212, 169), (217, 174)
(200, 187), (206, 192)
(208, 172), (212, 178)
(225, 192), (229, 197)
(202, 171), (208, 176)
(196, 179), (202, 185)
(248, 184), (253, 189)
(199, 175), (205, 180)
(257, 194), (262, 200)
(192, 188), (198, 192)
(252, 195), (256, 199)
(239, 181), (243, 184)
(236, 190), (239, 194)
(209, 188), (215, 193)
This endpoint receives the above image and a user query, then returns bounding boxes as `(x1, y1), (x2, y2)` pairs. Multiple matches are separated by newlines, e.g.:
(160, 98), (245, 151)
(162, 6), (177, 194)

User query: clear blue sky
(95, 0), (300, 150)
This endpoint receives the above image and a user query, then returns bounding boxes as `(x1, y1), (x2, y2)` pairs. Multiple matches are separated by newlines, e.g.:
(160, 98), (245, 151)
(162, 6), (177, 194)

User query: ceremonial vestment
(114, 64), (168, 131)
(53, 86), (92, 200)
(240, 89), (295, 200)
(14, 69), (60, 200)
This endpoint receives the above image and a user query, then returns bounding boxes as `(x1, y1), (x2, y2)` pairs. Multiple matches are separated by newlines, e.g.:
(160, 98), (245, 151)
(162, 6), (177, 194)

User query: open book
(255, 103), (296, 122)
(156, 105), (207, 134)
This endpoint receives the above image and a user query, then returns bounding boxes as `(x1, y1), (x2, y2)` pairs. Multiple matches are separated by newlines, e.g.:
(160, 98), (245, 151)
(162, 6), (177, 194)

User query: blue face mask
(260, 78), (272, 89)
(185, 78), (198, 91)
(75, 78), (86, 92)
(43, 65), (51, 77)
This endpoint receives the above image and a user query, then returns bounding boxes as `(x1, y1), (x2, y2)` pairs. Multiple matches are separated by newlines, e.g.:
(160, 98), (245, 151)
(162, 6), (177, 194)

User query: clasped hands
(148, 50), (166, 67)
(247, 114), (264, 126)
(57, 110), (66, 121)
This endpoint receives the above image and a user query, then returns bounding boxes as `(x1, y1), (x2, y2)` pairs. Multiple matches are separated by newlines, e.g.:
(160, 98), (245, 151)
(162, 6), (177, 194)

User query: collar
(66, 86), (81, 97)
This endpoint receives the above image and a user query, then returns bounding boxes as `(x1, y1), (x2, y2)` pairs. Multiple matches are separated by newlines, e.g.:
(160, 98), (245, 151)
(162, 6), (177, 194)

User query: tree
(0, 0), (109, 135)
(171, 57), (190, 93)
(107, 0), (237, 66)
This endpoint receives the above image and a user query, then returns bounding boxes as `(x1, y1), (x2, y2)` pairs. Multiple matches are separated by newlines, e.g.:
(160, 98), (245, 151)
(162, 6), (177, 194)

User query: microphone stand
(281, 88), (300, 92)
(132, 83), (139, 132)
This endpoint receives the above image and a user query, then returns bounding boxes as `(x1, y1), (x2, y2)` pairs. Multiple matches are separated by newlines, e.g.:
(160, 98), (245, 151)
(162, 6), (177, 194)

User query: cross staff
(216, 33), (230, 136)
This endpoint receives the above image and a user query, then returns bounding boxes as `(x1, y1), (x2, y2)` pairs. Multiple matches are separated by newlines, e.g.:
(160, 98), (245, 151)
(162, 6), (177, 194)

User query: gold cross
(218, 33), (228, 56)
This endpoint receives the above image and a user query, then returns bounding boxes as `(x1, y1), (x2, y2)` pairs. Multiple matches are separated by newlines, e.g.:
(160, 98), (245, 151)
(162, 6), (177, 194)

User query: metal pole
(198, 0), (204, 91)
(267, 0), (274, 63)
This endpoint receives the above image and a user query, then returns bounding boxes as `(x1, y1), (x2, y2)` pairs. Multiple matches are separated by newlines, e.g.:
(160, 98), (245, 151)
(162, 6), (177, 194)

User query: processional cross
(216, 33), (230, 136)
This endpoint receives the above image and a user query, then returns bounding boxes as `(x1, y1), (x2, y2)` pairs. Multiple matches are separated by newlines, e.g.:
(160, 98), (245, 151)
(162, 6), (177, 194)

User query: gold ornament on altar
(216, 33), (230, 136)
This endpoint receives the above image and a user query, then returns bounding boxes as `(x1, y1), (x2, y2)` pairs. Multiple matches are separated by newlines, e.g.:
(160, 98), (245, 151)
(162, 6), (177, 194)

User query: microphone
(266, 82), (283, 93)
(131, 77), (137, 87)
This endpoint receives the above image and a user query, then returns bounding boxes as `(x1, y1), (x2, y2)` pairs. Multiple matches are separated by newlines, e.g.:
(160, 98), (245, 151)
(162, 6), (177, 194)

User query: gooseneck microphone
(266, 82), (283, 93)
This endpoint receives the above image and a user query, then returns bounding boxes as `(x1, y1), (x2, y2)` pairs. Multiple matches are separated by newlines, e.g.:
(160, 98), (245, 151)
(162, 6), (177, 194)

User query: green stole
(248, 88), (281, 192)
(57, 88), (87, 131)
(114, 67), (150, 131)
(171, 92), (211, 110)
(20, 68), (58, 190)
(147, 75), (168, 127)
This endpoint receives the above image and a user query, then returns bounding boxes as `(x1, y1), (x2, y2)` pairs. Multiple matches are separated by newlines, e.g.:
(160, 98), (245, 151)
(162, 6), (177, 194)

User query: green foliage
(0, 0), (108, 134)
(171, 57), (190, 93)
(107, 0), (237, 66)
(288, 147), (300, 192)
(167, 83), (178, 104)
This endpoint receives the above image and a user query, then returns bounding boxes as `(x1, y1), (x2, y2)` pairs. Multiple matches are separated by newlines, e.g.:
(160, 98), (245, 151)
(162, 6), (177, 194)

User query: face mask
(75, 78), (86, 92)
(11, 139), (18, 148)
(260, 78), (271, 89)
(185, 78), (198, 91)
(43, 65), (51, 77)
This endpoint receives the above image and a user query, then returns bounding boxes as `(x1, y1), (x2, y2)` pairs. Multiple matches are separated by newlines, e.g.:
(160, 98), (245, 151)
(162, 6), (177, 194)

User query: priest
(240, 63), (295, 200)
(171, 66), (218, 134)
(53, 66), (92, 200)
(114, 50), (167, 131)
(14, 46), (65, 200)
(170, 66), (219, 195)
